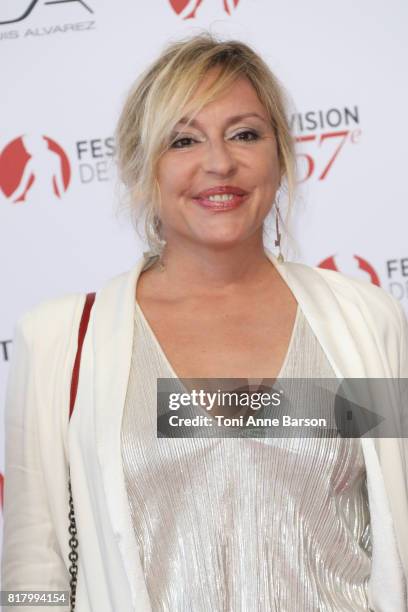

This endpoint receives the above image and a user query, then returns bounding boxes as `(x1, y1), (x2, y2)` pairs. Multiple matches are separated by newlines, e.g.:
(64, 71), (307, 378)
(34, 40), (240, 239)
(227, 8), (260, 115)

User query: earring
(157, 255), (165, 272)
(152, 215), (166, 271)
(274, 191), (284, 263)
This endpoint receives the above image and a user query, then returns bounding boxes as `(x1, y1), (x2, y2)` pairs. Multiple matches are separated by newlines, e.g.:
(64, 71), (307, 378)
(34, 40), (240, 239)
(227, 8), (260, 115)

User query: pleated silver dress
(121, 299), (372, 612)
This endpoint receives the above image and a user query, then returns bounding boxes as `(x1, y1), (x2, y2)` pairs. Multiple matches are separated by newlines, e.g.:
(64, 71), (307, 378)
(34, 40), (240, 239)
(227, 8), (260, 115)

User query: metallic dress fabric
(121, 299), (372, 612)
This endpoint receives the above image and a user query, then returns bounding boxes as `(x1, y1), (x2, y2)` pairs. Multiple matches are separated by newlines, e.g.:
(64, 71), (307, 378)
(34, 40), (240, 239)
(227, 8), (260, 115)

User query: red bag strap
(69, 292), (96, 421)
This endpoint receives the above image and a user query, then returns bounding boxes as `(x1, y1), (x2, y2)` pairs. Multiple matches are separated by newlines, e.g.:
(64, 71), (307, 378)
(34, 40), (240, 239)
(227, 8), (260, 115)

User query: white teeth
(207, 194), (235, 202)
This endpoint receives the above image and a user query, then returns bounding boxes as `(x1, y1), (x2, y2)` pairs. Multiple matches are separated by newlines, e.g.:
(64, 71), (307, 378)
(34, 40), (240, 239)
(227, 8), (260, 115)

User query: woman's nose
(201, 139), (237, 176)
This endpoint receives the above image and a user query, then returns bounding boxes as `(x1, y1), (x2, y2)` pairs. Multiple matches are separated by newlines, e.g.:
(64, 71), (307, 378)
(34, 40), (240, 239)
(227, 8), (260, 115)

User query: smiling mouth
(193, 193), (248, 211)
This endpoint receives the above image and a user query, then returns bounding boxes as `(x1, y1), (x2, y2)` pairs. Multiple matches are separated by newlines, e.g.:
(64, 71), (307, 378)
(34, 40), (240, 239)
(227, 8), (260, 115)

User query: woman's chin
(193, 232), (251, 250)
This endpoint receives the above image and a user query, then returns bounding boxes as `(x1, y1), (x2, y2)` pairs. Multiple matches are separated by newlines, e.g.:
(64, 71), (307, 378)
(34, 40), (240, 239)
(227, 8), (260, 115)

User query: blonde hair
(115, 32), (297, 255)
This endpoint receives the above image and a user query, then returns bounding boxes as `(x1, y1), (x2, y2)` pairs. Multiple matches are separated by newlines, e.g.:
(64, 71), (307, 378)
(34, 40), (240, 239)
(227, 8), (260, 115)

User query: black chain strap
(68, 471), (79, 611)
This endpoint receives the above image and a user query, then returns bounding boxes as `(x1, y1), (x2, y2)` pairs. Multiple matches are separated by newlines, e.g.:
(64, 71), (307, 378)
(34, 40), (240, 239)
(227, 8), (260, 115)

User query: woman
(2, 34), (408, 612)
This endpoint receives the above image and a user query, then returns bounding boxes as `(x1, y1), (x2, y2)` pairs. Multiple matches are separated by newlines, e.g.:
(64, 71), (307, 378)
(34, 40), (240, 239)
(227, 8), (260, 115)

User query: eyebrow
(174, 112), (268, 130)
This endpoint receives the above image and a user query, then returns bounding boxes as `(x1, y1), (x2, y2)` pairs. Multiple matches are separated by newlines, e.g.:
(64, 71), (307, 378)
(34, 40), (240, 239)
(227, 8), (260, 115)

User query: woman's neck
(142, 240), (278, 301)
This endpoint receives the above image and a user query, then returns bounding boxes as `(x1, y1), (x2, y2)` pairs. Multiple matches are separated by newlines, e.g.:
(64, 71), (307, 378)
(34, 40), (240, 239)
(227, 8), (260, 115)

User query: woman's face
(156, 69), (282, 251)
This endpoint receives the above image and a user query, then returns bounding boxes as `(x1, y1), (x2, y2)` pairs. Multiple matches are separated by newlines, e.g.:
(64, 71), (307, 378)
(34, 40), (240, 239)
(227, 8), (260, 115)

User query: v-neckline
(134, 299), (301, 382)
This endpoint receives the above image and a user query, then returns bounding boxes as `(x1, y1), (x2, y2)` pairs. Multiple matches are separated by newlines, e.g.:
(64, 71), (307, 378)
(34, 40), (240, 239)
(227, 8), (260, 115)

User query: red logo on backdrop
(0, 135), (71, 203)
(319, 255), (380, 286)
(0, 472), (3, 510)
(169, 0), (240, 19)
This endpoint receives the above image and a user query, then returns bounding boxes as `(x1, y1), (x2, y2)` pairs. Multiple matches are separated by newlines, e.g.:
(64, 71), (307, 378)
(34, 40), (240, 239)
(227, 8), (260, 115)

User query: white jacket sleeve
(398, 301), (408, 378)
(1, 310), (70, 608)
(393, 297), (408, 489)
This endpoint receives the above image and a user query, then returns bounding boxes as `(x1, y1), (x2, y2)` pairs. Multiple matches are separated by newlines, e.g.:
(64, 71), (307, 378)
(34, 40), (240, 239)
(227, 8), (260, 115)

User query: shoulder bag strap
(69, 291), (96, 420)
(68, 291), (95, 612)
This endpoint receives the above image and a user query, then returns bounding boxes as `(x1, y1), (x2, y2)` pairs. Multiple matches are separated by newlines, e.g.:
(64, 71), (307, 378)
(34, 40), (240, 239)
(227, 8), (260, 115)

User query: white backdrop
(1, 0), (407, 571)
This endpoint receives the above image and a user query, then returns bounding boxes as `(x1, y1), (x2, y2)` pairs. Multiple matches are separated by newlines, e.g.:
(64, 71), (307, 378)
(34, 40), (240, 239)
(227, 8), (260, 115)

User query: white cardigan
(2, 249), (408, 612)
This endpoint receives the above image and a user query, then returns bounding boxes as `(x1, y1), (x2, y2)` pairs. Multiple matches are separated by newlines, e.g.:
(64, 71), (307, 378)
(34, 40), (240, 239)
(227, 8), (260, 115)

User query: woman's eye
(170, 136), (197, 149)
(169, 130), (260, 149)
(232, 130), (260, 142)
